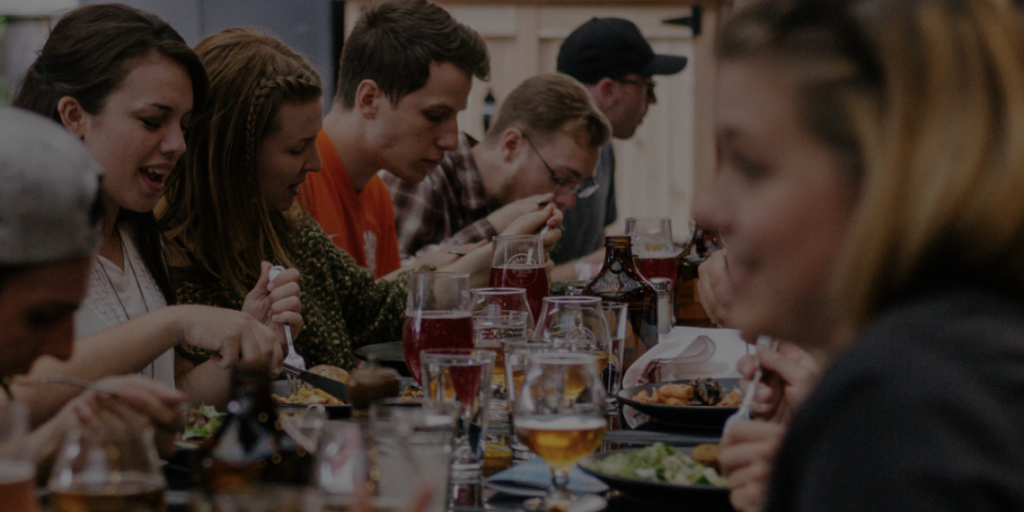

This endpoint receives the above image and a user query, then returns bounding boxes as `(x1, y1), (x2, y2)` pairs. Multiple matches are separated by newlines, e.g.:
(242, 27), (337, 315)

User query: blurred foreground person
(698, 0), (1024, 510)
(0, 107), (185, 477)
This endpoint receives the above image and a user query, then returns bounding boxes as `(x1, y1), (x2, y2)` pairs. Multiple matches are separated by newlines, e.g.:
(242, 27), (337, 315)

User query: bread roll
(309, 364), (351, 383)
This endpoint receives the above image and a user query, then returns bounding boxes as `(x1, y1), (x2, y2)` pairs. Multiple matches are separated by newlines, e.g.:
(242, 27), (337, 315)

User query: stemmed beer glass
(514, 352), (606, 511)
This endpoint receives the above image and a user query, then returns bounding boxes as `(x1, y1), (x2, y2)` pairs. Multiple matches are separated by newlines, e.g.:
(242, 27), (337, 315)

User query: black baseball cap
(557, 18), (687, 84)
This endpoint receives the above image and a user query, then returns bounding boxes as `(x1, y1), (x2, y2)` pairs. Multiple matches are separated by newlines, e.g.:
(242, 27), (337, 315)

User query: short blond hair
(718, 0), (1024, 326)
(484, 73), (610, 149)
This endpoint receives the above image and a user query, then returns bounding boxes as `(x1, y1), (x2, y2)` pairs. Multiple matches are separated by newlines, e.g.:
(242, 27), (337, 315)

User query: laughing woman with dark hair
(12, 4), (297, 424)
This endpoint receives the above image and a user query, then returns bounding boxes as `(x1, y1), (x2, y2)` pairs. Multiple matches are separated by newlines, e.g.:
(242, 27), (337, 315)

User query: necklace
(97, 231), (151, 322)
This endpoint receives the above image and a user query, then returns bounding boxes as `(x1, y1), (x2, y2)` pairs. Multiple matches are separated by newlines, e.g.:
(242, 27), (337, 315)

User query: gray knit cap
(0, 108), (103, 265)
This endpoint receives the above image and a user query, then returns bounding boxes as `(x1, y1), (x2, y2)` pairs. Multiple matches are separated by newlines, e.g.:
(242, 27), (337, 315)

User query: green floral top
(172, 212), (408, 371)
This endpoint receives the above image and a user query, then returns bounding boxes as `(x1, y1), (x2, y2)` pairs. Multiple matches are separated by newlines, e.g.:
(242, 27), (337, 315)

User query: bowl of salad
(578, 443), (731, 508)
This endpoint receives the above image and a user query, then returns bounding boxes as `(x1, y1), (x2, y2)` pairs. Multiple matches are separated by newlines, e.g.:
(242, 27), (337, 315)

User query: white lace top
(74, 227), (174, 387)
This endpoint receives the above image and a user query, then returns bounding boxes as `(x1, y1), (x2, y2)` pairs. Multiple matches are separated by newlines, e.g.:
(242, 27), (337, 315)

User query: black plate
(276, 403), (351, 419)
(354, 341), (410, 376)
(578, 449), (730, 509)
(617, 379), (741, 430)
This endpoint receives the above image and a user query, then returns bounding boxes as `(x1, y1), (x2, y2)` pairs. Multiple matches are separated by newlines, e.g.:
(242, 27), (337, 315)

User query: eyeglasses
(522, 134), (599, 199)
(616, 78), (656, 98)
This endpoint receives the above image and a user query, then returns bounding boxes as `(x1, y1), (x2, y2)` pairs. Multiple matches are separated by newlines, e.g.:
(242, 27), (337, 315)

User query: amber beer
(514, 416), (606, 471)
(475, 343), (506, 384)
(674, 225), (720, 327)
(47, 472), (165, 512)
(0, 461), (40, 512)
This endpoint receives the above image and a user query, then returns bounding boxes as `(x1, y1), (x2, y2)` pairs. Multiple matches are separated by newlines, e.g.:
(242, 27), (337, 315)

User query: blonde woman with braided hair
(160, 28), (496, 370)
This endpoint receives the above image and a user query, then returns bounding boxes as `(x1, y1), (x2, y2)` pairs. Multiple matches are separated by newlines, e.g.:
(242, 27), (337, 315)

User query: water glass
(403, 271), (473, 384)
(368, 406), (454, 512)
(210, 485), (323, 512)
(599, 302), (629, 414)
(420, 349), (495, 482)
(0, 402), (38, 512)
(490, 235), (548, 322)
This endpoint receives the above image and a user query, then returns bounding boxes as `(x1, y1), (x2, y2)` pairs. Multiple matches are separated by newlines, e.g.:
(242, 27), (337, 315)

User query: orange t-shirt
(299, 131), (401, 278)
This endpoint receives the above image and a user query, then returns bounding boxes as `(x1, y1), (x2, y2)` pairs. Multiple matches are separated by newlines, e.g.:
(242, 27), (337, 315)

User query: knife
(282, 363), (349, 402)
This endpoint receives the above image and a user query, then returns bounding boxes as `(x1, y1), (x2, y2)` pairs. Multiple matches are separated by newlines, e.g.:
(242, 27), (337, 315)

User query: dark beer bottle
(196, 363), (313, 492)
(582, 235), (658, 372)
(674, 224), (721, 327)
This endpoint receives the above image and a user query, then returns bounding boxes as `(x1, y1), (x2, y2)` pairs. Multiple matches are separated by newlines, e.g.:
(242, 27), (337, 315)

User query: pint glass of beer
(47, 423), (167, 512)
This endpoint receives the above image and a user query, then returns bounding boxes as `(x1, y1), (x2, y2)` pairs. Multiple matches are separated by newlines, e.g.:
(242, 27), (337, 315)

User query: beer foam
(0, 461), (34, 484)
(515, 416), (606, 431)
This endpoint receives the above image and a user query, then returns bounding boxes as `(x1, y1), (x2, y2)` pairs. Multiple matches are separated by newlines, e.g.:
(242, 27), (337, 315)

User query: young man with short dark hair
(299, 0), (490, 277)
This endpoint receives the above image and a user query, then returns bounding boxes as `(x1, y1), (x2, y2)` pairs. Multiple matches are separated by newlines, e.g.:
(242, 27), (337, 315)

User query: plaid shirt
(383, 132), (497, 259)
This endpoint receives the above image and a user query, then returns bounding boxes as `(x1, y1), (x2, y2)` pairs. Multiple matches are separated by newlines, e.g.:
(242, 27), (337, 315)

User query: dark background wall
(81, 0), (341, 108)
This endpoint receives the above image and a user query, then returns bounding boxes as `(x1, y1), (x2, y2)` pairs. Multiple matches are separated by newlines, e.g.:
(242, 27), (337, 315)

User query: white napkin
(620, 326), (748, 428)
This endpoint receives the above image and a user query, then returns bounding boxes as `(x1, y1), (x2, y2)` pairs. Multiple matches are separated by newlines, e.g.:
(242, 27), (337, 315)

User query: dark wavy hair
(336, 0), (489, 108)
(13, 3), (209, 304)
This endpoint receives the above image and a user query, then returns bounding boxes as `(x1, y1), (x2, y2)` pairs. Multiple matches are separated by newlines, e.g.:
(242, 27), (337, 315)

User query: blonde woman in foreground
(700, 0), (1024, 510)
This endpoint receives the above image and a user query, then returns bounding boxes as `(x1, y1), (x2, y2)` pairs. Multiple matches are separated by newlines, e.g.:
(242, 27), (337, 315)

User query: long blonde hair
(717, 0), (1024, 326)
(160, 27), (322, 294)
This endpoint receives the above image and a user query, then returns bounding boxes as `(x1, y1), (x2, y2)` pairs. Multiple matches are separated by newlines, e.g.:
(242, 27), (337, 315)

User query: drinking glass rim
(420, 348), (497, 364)
(470, 287), (530, 296)
(502, 339), (556, 350)
(525, 352), (597, 365)
(542, 295), (601, 305)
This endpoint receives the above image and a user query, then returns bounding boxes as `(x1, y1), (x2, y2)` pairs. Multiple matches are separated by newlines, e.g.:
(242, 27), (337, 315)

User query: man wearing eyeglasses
(385, 73), (611, 260)
(551, 17), (687, 280)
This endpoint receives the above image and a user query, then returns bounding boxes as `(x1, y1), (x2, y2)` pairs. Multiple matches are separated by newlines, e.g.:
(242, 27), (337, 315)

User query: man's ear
(57, 96), (88, 140)
(354, 79), (383, 120)
(590, 78), (619, 111)
(499, 128), (526, 163)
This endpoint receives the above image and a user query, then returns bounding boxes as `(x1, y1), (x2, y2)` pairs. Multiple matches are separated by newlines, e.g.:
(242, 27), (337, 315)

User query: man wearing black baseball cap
(551, 17), (687, 280)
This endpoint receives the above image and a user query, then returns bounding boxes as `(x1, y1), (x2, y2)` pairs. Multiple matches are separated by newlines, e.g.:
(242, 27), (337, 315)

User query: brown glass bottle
(582, 235), (658, 372)
(196, 363), (313, 493)
(674, 225), (721, 327)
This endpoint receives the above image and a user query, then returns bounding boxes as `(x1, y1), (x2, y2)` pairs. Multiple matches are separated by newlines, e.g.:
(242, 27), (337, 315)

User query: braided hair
(160, 28), (322, 295)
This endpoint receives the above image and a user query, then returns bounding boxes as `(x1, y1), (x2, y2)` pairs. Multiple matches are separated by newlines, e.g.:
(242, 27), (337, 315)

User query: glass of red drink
(490, 235), (549, 322)
(626, 217), (677, 284)
(403, 271), (473, 384)
(420, 348), (495, 482)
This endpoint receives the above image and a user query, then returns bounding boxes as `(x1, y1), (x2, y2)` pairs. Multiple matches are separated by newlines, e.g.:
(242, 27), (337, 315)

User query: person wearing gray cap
(0, 107), (192, 476)
(550, 17), (687, 282)
(11, 4), (292, 425)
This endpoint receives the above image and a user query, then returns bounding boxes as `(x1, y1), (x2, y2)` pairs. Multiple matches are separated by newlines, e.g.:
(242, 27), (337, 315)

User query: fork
(269, 265), (305, 395)
(723, 335), (775, 435)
